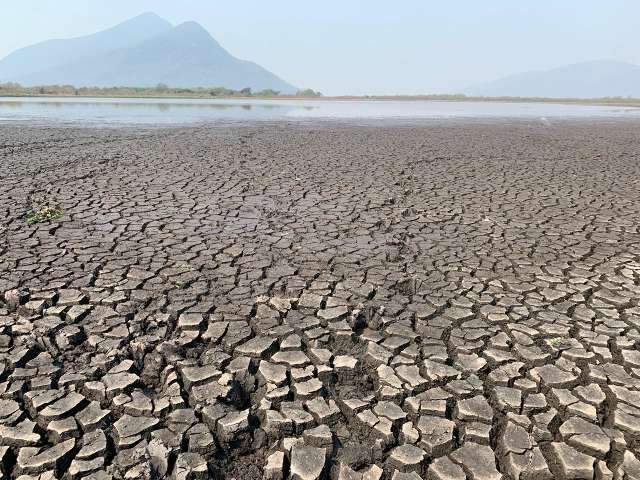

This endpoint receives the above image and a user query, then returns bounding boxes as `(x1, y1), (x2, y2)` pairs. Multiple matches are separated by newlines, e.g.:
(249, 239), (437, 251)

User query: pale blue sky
(1, 1), (638, 95)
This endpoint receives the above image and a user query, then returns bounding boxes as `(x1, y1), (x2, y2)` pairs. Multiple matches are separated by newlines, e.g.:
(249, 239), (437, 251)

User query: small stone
(303, 424), (333, 451)
(177, 313), (204, 331)
(395, 365), (428, 393)
(147, 437), (172, 477)
(427, 456), (465, 480)
(461, 421), (491, 445)
(113, 415), (159, 446)
(450, 442), (501, 480)
(317, 306), (348, 321)
(559, 417), (610, 458)
(455, 395), (493, 423)
(264, 451), (285, 480)
(281, 334), (303, 351)
(334, 355), (359, 370)
(390, 471), (422, 480)
(216, 409), (250, 444)
(37, 392), (86, 427)
(416, 416), (455, 456)
(263, 410), (293, 439)
(293, 378), (323, 400)
(549, 442), (595, 479)
(172, 452), (208, 480)
(280, 405), (315, 435)
(422, 360), (461, 382)
(69, 457), (104, 479)
(181, 366), (220, 391)
(306, 398), (341, 426)
(258, 361), (288, 386)
(77, 429), (107, 459)
(235, 336), (277, 358)
(373, 401), (406, 426)
(16, 439), (76, 475)
(76, 401), (110, 432)
(46, 416), (78, 443)
(290, 445), (326, 480)
(187, 423), (216, 456)
(102, 372), (139, 400)
(271, 351), (310, 368)
(400, 421), (420, 445)
(387, 444), (426, 473)
(530, 365), (577, 388)
(0, 419), (41, 447)
(298, 293), (323, 310)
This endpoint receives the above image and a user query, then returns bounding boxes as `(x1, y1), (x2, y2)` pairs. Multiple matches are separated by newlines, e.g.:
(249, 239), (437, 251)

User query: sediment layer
(1, 121), (640, 479)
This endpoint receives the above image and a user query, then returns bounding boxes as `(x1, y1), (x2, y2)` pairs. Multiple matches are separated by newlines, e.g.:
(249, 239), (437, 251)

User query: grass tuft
(548, 337), (568, 347)
(26, 203), (64, 225)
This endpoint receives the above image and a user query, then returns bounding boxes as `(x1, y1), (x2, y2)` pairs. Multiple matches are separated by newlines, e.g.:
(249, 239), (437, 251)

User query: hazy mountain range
(466, 60), (640, 98)
(1, 13), (637, 98)
(0, 12), (296, 93)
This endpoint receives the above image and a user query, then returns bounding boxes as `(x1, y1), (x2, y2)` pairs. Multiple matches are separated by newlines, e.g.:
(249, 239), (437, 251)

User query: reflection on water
(0, 99), (290, 111)
(0, 97), (305, 125)
(0, 96), (638, 126)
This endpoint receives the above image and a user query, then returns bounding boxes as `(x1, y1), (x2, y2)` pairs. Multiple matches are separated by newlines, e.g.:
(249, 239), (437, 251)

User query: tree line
(0, 82), (323, 98)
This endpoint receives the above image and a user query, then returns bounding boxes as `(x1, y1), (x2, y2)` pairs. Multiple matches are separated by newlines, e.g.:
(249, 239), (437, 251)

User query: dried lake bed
(1, 120), (640, 478)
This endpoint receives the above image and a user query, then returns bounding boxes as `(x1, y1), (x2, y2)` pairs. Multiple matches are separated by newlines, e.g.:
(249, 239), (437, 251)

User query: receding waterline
(0, 96), (639, 126)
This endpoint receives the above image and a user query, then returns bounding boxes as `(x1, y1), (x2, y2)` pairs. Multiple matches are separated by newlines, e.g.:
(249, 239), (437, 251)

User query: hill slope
(0, 13), (172, 80)
(466, 60), (640, 98)
(0, 14), (296, 93)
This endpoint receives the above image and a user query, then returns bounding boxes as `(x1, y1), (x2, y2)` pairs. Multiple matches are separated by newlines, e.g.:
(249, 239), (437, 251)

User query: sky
(1, 1), (638, 95)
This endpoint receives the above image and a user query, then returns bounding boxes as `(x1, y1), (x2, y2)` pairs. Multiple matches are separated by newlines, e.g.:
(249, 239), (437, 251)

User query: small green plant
(26, 202), (64, 225)
(548, 337), (567, 347)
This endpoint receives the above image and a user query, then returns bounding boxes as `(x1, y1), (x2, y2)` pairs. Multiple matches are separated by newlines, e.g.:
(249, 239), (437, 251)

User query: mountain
(466, 60), (640, 98)
(0, 13), (172, 80)
(0, 13), (296, 93)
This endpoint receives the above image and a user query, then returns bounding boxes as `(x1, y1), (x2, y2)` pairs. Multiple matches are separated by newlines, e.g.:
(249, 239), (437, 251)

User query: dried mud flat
(1, 120), (640, 480)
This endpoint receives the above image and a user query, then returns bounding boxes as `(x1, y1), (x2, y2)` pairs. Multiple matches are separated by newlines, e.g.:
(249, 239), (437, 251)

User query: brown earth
(1, 120), (640, 479)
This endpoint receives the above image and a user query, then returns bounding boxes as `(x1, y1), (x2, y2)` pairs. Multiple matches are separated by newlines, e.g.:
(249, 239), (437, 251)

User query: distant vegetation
(0, 82), (322, 98)
(1, 82), (639, 106)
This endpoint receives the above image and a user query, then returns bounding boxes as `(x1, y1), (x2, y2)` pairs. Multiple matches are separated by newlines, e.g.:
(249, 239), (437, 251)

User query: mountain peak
(0, 12), (173, 80)
(0, 13), (296, 93)
(118, 12), (172, 31)
(135, 12), (168, 21)
(152, 21), (224, 53)
(172, 21), (213, 39)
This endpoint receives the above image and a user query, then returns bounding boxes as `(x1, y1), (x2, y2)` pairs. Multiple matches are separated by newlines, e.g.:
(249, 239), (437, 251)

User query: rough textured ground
(1, 121), (640, 480)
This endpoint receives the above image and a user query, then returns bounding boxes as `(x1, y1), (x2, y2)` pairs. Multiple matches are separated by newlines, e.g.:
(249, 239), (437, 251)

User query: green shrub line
(0, 82), (323, 99)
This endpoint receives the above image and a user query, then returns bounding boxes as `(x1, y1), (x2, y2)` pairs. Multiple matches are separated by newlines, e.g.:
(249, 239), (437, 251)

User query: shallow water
(0, 96), (638, 126)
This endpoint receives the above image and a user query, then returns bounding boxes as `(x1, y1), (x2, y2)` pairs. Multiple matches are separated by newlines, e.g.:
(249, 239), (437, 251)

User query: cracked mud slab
(1, 121), (640, 479)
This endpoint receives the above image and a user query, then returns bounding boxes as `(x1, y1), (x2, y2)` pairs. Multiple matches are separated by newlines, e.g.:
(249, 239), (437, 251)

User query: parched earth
(1, 120), (640, 479)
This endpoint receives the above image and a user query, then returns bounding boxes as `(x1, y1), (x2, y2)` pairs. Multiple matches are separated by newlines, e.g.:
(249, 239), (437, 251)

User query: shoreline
(1, 92), (640, 108)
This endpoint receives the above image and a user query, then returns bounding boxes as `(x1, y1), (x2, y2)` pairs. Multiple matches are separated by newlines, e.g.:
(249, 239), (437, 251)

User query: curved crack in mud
(0, 121), (640, 479)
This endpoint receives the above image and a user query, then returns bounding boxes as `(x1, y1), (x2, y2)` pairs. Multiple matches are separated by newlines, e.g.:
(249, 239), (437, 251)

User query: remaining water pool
(0, 96), (638, 126)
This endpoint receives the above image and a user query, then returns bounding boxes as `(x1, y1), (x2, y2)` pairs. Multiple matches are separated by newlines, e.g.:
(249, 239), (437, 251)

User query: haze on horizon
(1, 0), (638, 96)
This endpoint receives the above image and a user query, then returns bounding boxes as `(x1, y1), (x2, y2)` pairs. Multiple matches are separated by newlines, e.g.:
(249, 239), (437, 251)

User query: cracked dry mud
(1, 121), (640, 480)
